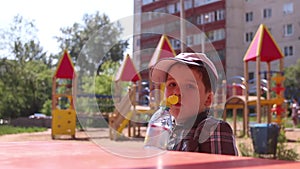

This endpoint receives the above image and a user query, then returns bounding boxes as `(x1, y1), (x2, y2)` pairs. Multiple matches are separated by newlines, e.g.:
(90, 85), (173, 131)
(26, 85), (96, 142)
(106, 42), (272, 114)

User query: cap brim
(150, 52), (219, 83)
(150, 58), (203, 83)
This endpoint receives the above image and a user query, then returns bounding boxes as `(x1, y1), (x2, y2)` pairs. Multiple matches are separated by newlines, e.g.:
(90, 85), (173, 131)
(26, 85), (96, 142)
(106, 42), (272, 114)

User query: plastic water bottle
(144, 95), (178, 150)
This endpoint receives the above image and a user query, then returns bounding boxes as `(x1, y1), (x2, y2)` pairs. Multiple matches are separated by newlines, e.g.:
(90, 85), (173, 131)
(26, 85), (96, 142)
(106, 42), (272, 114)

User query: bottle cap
(167, 95), (178, 105)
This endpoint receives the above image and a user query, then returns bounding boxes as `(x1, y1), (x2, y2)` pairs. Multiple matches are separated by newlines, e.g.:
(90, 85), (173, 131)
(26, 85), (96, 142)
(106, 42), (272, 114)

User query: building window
(184, 0), (193, 10)
(197, 10), (224, 25)
(207, 31), (214, 41)
(142, 0), (154, 5)
(170, 39), (181, 50)
(245, 32), (254, 42)
(206, 29), (225, 42)
(175, 2), (181, 13)
(196, 14), (209, 25)
(245, 12), (253, 22)
(284, 46), (293, 57)
(196, 16), (201, 24)
(263, 8), (272, 18)
(193, 34), (202, 45)
(186, 35), (193, 47)
(284, 24), (293, 36)
(214, 29), (225, 41)
(206, 11), (215, 23)
(283, 2), (293, 14)
(167, 3), (175, 14)
(215, 9), (225, 21)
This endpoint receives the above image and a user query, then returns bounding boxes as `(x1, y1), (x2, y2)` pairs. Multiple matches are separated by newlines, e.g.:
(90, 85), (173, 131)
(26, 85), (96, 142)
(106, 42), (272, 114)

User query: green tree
(0, 15), (52, 118)
(55, 11), (129, 114)
(284, 59), (300, 99)
(55, 11), (128, 76)
(0, 59), (52, 118)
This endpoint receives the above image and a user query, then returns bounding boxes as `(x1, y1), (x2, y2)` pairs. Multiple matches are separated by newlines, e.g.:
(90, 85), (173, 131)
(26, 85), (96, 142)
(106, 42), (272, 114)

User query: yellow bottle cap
(167, 95), (179, 105)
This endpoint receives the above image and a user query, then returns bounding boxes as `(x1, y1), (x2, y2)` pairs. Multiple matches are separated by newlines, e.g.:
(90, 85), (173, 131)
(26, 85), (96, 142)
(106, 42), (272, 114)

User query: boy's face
(165, 63), (213, 123)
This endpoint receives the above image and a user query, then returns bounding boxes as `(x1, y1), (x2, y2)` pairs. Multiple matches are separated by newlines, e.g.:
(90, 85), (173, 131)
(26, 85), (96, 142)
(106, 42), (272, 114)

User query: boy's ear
(204, 92), (213, 107)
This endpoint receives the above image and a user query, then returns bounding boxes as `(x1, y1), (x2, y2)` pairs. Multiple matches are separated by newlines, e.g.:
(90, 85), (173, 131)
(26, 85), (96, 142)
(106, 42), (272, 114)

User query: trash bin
(250, 123), (280, 155)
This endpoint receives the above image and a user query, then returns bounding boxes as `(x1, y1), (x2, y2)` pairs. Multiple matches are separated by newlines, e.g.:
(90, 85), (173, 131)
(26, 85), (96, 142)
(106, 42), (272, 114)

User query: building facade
(133, 0), (299, 81)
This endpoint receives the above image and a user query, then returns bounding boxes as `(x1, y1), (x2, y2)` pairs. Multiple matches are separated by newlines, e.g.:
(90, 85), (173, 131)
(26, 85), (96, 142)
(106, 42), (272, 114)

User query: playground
(2, 24), (300, 168)
(106, 25), (291, 142)
(48, 26), (299, 153)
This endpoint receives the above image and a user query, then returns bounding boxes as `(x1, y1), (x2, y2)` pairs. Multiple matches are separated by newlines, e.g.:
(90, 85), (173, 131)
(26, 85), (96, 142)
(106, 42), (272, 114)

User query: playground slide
(109, 89), (135, 139)
(117, 111), (133, 133)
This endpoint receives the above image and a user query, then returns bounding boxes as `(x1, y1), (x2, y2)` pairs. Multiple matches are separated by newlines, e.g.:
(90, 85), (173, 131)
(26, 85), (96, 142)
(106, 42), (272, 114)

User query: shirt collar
(175, 111), (208, 129)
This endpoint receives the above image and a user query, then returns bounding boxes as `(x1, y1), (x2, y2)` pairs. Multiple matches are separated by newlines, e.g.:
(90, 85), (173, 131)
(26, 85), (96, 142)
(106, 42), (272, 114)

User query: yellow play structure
(109, 83), (137, 140)
(108, 35), (176, 140)
(51, 50), (77, 139)
(224, 24), (286, 136)
(108, 54), (152, 140)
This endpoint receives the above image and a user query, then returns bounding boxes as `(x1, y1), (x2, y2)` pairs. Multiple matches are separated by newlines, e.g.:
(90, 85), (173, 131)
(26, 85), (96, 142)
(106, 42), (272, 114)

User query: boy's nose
(173, 86), (180, 96)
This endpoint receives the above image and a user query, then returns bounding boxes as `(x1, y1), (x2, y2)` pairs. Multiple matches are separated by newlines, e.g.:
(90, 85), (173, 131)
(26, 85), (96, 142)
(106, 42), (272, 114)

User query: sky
(0, 0), (134, 55)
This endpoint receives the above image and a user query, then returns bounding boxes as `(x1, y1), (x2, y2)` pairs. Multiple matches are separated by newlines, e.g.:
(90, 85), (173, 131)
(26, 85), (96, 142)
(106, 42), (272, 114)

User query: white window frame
(283, 2), (293, 14)
(216, 9), (225, 21)
(246, 12), (253, 22)
(245, 32), (254, 42)
(214, 29), (225, 41)
(263, 8), (272, 18)
(284, 46), (293, 57)
(284, 24), (293, 36)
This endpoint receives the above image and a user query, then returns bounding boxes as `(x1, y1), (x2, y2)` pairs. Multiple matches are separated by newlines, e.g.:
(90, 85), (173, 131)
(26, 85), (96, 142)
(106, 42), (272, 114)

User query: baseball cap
(150, 53), (218, 83)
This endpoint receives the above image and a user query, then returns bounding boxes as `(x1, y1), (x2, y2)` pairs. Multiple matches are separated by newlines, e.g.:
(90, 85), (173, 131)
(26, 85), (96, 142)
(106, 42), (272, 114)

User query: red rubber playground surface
(1, 140), (300, 169)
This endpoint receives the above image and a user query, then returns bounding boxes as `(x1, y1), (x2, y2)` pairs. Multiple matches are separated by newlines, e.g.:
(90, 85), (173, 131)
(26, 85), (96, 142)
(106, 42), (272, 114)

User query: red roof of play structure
(148, 35), (176, 68)
(115, 54), (141, 82)
(54, 50), (76, 79)
(244, 24), (283, 62)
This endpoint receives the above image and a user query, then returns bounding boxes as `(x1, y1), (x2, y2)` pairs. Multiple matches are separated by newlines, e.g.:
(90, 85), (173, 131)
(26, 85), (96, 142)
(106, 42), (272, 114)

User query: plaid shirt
(167, 112), (238, 156)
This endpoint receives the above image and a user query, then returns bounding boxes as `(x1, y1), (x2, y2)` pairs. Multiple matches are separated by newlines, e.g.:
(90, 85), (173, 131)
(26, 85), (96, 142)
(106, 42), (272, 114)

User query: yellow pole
(244, 61), (249, 136)
(267, 62), (271, 123)
(256, 55), (261, 123)
(279, 58), (284, 97)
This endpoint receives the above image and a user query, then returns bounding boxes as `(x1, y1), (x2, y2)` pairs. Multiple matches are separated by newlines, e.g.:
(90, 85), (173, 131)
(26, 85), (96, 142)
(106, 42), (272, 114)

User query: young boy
(150, 53), (238, 156)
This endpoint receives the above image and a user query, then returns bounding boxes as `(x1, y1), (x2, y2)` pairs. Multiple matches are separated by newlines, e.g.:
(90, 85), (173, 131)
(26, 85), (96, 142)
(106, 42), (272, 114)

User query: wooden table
(1, 141), (300, 169)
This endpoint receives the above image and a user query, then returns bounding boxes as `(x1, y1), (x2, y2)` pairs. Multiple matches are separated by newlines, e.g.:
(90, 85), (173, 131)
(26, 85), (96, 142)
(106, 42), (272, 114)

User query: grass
(225, 112), (300, 129)
(0, 125), (47, 136)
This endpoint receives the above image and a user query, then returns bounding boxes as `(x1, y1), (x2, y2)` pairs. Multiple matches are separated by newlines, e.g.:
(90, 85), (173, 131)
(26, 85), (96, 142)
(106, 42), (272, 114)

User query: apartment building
(133, 0), (299, 81)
